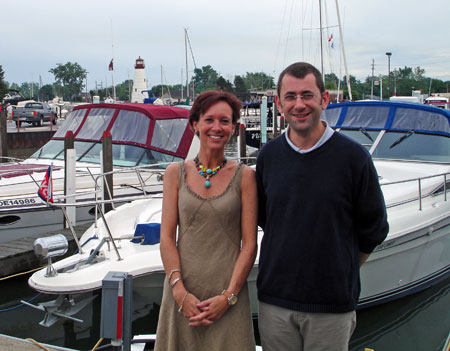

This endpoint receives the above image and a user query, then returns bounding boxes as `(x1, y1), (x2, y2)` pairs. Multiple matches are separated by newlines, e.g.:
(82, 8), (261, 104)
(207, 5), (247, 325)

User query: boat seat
(131, 223), (161, 245)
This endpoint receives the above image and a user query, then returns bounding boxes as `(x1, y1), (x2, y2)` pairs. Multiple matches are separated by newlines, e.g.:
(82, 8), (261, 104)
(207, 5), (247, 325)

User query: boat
(424, 94), (450, 110)
(322, 100), (450, 307)
(26, 100), (450, 324)
(0, 103), (199, 243)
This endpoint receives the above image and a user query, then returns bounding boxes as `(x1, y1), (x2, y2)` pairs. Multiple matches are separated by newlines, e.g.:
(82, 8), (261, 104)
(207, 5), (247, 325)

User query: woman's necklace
(194, 155), (227, 188)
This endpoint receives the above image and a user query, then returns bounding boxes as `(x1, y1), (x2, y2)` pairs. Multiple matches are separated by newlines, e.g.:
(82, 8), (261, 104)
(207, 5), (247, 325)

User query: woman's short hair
(189, 90), (242, 127)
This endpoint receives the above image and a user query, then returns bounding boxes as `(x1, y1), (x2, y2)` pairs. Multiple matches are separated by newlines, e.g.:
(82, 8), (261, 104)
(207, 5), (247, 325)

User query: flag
(109, 59), (114, 71)
(38, 166), (53, 203)
(328, 33), (334, 49)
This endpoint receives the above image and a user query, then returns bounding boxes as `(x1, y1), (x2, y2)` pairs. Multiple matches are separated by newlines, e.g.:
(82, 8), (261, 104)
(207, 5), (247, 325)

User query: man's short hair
(277, 62), (325, 96)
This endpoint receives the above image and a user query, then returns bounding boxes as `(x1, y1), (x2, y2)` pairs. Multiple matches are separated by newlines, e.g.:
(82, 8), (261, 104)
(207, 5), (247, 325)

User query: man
(256, 62), (389, 351)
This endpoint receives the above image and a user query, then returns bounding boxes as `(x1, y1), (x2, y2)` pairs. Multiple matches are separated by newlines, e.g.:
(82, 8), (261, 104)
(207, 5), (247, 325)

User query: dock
(0, 223), (91, 278)
(0, 333), (78, 351)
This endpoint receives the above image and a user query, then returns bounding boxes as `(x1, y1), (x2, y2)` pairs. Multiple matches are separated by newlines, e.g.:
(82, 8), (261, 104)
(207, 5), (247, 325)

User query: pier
(0, 333), (77, 351)
(0, 223), (90, 278)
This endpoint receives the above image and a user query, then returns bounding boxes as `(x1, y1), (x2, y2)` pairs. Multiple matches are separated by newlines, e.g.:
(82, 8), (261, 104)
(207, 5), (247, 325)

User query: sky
(2, 0), (450, 93)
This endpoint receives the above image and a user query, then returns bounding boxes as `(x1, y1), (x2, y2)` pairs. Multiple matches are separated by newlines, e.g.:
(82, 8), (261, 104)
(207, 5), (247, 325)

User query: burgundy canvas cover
(53, 103), (194, 158)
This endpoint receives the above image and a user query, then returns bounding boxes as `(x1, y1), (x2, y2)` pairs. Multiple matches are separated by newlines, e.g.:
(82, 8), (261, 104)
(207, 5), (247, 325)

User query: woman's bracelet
(170, 277), (181, 288)
(168, 269), (181, 284)
(178, 291), (189, 313)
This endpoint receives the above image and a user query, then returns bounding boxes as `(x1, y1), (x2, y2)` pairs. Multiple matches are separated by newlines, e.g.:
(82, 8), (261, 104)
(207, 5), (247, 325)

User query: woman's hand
(188, 295), (229, 327)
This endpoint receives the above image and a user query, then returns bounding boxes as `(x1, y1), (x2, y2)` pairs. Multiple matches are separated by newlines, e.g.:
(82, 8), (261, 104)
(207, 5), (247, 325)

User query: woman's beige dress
(155, 162), (255, 351)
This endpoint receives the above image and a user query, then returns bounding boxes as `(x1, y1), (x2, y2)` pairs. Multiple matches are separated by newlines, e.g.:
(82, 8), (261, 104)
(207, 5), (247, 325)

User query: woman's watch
(222, 290), (238, 306)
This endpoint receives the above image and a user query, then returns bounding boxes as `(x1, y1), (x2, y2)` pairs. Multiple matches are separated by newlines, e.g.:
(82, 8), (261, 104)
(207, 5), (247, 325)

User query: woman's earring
(195, 130), (199, 137)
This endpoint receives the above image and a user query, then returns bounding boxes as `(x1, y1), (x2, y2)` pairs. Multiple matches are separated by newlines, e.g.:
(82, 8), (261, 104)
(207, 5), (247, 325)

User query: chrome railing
(381, 171), (450, 210)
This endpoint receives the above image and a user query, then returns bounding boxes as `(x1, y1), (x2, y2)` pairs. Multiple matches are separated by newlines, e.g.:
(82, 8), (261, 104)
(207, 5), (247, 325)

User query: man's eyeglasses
(282, 93), (321, 103)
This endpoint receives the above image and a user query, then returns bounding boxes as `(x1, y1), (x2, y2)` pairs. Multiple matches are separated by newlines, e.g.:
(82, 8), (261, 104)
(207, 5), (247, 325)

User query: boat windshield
(371, 132), (450, 162)
(337, 129), (450, 162)
(30, 140), (181, 167)
(31, 140), (64, 159)
(337, 129), (379, 151)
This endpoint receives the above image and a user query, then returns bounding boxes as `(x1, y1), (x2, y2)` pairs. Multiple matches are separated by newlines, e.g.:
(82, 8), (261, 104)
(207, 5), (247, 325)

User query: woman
(155, 91), (258, 350)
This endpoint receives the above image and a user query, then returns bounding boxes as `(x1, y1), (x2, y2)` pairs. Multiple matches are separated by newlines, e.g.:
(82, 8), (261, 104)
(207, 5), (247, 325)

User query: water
(1, 138), (449, 350)
(0, 274), (448, 350)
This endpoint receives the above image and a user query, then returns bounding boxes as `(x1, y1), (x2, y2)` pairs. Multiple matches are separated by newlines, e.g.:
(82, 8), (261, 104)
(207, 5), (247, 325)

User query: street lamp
(386, 52), (392, 97)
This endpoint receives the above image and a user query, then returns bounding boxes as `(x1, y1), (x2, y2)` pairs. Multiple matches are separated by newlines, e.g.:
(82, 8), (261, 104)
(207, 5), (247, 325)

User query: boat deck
(0, 223), (91, 278)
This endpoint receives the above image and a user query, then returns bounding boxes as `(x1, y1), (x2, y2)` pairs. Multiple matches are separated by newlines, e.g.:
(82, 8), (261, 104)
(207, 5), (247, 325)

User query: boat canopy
(53, 103), (194, 159)
(322, 101), (450, 138)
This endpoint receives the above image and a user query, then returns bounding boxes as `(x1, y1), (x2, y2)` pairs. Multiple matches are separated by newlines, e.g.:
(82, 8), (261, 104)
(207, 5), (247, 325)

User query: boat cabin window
(54, 108), (86, 138)
(151, 119), (189, 153)
(76, 108), (115, 140)
(110, 110), (150, 145)
(372, 132), (450, 162)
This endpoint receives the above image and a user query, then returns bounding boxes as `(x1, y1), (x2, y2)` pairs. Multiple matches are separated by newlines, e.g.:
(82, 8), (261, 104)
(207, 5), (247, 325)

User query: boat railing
(47, 157), (257, 256)
(92, 162), (169, 203)
(47, 193), (163, 257)
(382, 171), (449, 210)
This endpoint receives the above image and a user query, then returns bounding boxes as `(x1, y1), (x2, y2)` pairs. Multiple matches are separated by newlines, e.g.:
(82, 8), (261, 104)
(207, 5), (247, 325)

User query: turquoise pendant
(205, 180), (211, 188)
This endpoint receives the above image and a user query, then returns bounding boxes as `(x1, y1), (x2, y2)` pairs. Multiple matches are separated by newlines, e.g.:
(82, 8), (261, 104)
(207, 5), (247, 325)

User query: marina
(0, 129), (449, 350)
(1, 0), (450, 348)
(1, 101), (450, 349)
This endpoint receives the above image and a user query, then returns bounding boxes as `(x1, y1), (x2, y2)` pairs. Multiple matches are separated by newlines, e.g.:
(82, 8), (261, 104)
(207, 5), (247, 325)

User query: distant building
(131, 57), (149, 103)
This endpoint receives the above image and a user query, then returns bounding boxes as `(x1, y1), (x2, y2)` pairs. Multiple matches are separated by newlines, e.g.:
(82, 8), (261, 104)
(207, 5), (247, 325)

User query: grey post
(100, 271), (133, 351)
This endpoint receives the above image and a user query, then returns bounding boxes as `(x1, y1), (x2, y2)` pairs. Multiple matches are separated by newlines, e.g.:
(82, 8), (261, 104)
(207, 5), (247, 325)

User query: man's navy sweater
(256, 132), (389, 313)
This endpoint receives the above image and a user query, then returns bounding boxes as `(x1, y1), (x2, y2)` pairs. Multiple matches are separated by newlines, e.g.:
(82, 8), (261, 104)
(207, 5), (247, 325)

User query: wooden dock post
(102, 131), (113, 213)
(280, 115), (285, 131)
(0, 110), (7, 162)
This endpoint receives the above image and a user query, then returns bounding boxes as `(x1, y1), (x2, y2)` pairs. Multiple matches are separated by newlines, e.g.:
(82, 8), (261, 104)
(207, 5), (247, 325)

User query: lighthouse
(131, 56), (149, 103)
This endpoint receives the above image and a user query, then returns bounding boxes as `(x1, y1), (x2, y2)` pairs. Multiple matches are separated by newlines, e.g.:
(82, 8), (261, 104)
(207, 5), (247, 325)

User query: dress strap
(178, 161), (186, 186)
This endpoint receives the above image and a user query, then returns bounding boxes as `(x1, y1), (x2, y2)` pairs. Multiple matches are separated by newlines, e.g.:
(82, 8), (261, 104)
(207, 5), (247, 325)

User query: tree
(18, 82), (40, 100)
(413, 66), (425, 81)
(115, 79), (133, 101)
(243, 72), (275, 90)
(39, 84), (55, 101)
(216, 76), (233, 92)
(234, 75), (247, 95)
(192, 65), (219, 93)
(0, 65), (8, 103)
(324, 73), (339, 90)
(49, 62), (87, 101)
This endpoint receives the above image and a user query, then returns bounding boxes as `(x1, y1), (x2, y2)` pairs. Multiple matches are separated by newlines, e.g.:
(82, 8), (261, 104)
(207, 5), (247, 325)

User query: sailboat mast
(319, 0), (324, 81)
(181, 68), (184, 101)
(111, 20), (116, 102)
(335, 0), (352, 100)
(185, 28), (189, 101)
